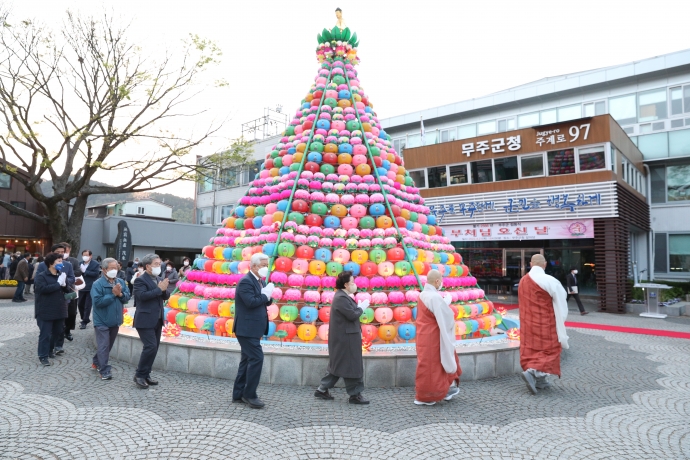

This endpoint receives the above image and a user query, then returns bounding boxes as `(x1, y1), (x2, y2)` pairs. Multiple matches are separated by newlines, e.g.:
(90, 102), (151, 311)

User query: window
(448, 164), (469, 185)
(242, 160), (263, 184)
(518, 112), (539, 128)
(547, 149), (575, 175)
(493, 156), (518, 181)
(520, 154), (544, 178)
(9, 201), (25, 215)
(471, 160), (493, 183)
(393, 138), (406, 154)
(609, 94), (637, 125)
(220, 168), (239, 188)
(669, 235), (690, 272)
(638, 132), (668, 159)
(655, 233), (668, 273)
(638, 88), (667, 122)
(578, 146), (606, 172)
(610, 146), (617, 173)
(0, 172), (10, 189)
(583, 101), (606, 117)
(407, 134), (421, 148)
(686, 86), (690, 114)
(639, 123), (652, 134)
(477, 120), (496, 136)
(409, 169), (426, 188)
(198, 207), (213, 225)
(667, 164), (690, 202)
(497, 118), (515, 133)
(137, 206), (145, 215)
(426, 166), (447, 189)
(220, 205), (234, 222)
(558, 105), (581, 122)
(457, 124), (476, 139)
(198, 175), (214, 193)
(669, 128), (690, 157)
(440, 128), (456, 143)
(424, 130), (438, 146)
(540, 109), (557, 125)
(671, 87), (683, 116)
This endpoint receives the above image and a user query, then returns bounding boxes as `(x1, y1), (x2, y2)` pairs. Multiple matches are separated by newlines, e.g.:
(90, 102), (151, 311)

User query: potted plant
(0, 280), (18, 299)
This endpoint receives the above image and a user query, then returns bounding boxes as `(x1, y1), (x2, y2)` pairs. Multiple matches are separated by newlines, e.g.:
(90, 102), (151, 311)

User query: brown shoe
(348, 394), (369, 405)
(581, 311), (589, 316)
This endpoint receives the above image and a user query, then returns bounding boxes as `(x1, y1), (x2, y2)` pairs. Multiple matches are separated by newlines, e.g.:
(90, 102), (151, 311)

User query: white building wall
(121, 201), (172, 219)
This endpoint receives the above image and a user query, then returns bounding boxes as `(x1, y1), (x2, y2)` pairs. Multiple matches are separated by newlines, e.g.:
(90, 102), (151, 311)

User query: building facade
(87, 199), (174, 221)
(380, 48), (690, 310)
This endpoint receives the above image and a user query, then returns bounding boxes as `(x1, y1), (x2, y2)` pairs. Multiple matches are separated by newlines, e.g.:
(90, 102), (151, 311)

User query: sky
(6, 0), (690, 199)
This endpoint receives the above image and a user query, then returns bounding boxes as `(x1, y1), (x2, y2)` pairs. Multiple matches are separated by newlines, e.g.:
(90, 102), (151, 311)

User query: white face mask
(346, 283), (357, 294)
(183, 261), (189, 266)
(106, 269), (118, 279)
(257, 266), (268, 278)
(151, 267), (161, 276)
(83, 256), (90, 262)
(138, 267), (144, 272)
(573, 270), (578, 275)
(64, 252), (70, 258)
(166, 266), (173, 272)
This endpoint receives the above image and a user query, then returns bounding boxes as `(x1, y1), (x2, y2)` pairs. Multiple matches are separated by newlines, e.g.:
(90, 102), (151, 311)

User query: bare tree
(0, 9), (252, 252)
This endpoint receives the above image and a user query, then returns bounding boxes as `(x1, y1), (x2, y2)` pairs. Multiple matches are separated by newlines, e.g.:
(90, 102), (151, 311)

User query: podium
(635, 283), (671, 319)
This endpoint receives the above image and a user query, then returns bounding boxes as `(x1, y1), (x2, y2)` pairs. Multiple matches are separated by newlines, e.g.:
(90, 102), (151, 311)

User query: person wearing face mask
(566, 267), (588, 316)
(232, 253), (275, 408)
(90, 258), (131, 380)
(163, 262), (179, 295)
(314, 271), (370, 405)
(413, 269), (461, 406)
(132, 253), (170, 389)
(77, 249), (101, 330)
(179, 257), (192, 277)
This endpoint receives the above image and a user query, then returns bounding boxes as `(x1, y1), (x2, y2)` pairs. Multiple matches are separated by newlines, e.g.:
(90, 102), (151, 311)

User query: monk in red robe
(518, 254), (569, 394)
(414, 269), (461, 406)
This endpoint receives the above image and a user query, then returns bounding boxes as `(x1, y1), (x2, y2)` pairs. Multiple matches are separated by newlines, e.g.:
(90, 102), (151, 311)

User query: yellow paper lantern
(212, 261), (224, 273)
(296, 143), (307, 153)
(309, 260), (326, 275)
(168, 295), (179, 309)
(185, 314), (197, 329)
(351, 250), (368, 265)
(272, 211), (284, 223)
(245, 206), (255, 218)
(225, 318), (235, 336)
(297, 324), (317, 342)
(213, 247), (224, 260)
(219, 301), (232, 317)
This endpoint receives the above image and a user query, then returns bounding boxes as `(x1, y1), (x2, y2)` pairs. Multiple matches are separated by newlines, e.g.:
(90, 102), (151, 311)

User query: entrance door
(503, 248), (544, 279)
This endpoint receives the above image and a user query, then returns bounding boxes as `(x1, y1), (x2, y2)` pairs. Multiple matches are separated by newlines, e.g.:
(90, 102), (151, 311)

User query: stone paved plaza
(1, 298), (689, 459)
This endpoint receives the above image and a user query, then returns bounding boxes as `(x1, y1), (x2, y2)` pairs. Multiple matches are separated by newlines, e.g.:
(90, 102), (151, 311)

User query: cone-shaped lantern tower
(165, 26), (500, 345)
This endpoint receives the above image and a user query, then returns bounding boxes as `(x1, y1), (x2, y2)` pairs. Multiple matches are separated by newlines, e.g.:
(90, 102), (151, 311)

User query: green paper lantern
(255, 206), (266, 216)
(346, 120), (359, 132)
(394, 261), (411, 276)
(288, 212), (304, 224)
(311, 202), (328, 215)
(326, 261), (343, 276)
(369, 248), (387, 264)
(273, 157), (283, 168)
(320, 164), (335, 175)
(324, 98), (337, 108)
(359, 307), (374, 323)
(277, 242), (296, 257)
(175, 312), (188, 327)
(285, 126), (295, 136)
(234, 218), (245, 230)
(289, 163), (300, 171)
(270, 150), (280, 158)
(178, 297), (189, 310)
(370, 147), (380, 156)
(332, 75), (346, 85)
(232, 248), (243, 261)
(359, 216), (375, 229)
(280, 305), (299, 322)
(310, 142), (324, 153)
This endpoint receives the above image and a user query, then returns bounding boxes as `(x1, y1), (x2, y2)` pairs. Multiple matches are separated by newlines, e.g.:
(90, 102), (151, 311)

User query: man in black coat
(566, 267), (588, 316)
(132, 253), (169, 389)
(34, 252), (72, 366)
(78, 249), (102, 329)
(231, 253), (274, 408)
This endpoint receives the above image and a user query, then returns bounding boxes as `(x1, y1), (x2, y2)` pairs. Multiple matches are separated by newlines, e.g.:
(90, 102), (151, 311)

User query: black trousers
(233, 336), (264, 400)
(318, 372), (364, 396)
(78, 291), (93, 325)
(135, 319), (163, 378)
(36, 318), (65, 358)
(567, 292), (586, 313)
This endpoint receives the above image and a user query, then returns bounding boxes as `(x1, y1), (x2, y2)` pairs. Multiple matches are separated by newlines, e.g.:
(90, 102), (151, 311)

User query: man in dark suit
(566, 267), (588, 316)
(132, 253), (170, 389)
(232, 253), (274, 408)
(77, 249), (102, 329)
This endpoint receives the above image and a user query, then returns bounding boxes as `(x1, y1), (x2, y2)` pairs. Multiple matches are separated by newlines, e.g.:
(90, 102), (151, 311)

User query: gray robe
(327, 289), (364, 379)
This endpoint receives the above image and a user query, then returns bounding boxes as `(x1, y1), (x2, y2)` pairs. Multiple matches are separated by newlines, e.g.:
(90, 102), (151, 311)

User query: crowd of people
(6, 244), (570, 403)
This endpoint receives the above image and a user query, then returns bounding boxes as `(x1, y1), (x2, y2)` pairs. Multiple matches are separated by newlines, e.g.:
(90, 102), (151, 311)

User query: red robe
(415, 297), (461, 402)
(518, 274), (562, 376)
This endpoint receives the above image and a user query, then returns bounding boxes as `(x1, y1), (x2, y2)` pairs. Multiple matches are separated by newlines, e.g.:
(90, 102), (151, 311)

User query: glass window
(671, 87), (683, 116)
(448, 164), (469, 185)
(609, 94), (637, 125)
(666, 164), (690, 201)
(458, 124), (476, 139)
(595, 101), (606, 115)
(440, 128), (456, 143)
(638, 88), (667, 122)
(558, 105), (581, 121)
(639, 123), (652, 134)
(669, 128), (690, 157)
(578, 146), (606, 172)
(426, 166), (447, 188)
(655, 233), (668, 273)
(497, 119), (515, 133)
(670, 235), (690, 272)
(197, 175), (214, 193)
(540, 109), (557, 125)
(407, 134), (421, 148)
(521, 155), (544, 177)
(0, 172), (10, 189)
(424, 130), (438, 146)
(518, 112), (539, 128)
(409, 169), (426, 188)
(477, 120), (496, 135)
(220, 168), (238, 188)
(9, 201), (25, 216)
(393, 138), (406, 154)
(198, 207), (213, 225)
(638, 132), (669, 159)
(220, 205), (234, 222)
(584, 103), (595, 117)
(547, 149), (576, 175)
(493, 156), (518, 181)
(610, 146), (617, 173)
(685, 85), (690, 114)
(471, 160), (493, 183)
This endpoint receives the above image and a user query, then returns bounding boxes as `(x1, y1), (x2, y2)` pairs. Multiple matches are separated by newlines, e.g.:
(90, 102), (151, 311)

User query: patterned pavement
(0, 297), (689, 459)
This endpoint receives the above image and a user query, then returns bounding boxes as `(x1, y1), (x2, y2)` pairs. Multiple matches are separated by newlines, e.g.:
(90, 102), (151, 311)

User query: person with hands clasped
(314, 270), (370, 405)
(232, 253), (275, 409)
(132, 254), (170, 389)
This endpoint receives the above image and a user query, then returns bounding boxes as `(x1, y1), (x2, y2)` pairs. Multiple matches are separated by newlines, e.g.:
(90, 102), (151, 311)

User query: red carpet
(565, 321), (690, 340)
(492, 302), (519, 310)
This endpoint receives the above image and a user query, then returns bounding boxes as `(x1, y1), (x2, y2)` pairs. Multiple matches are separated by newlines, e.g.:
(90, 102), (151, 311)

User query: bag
(570, 286), (578, 294)
(64, 291), (78, 301)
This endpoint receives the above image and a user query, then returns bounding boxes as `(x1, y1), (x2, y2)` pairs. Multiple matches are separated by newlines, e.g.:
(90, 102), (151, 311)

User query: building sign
(114, 220), (132, 264)
(444, 218), (594, 242)
(423, 181), (618, 225)
(462, 136), (521, 156)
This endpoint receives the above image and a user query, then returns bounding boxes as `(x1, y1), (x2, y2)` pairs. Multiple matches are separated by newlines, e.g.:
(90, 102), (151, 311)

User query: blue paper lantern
(198, 300), (210, 314)
(427, 214), (437, 225)
(344, 262), (361, 276)
(229, 261), (240, 274)
(324, 216), (340, 228)
(234, 206), (245, 217)
(277, 200), (289, 212)
(264, 321), (276, 338)
(262, 243), (276, 257)
(338, 144), (353, 154)
(369, 203), (385, 216)
(300, 306), (319, 323)
(203, 317), (216, 331)
(195, 258), (206, 270)
(253, 216), (263, 229)
(222, 248), (234, 260)
(398, 324), (416, 341)
(315, 248), (332, 262)
(315, 119), (330, 130)
(307, 152), (323, 163)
